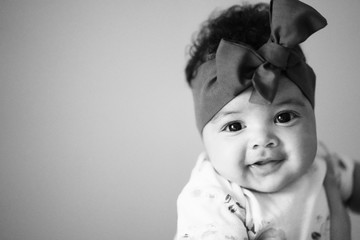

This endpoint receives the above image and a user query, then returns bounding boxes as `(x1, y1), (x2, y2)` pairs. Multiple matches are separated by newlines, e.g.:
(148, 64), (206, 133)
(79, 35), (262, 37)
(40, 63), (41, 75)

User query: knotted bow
(192, 0), (327, 132)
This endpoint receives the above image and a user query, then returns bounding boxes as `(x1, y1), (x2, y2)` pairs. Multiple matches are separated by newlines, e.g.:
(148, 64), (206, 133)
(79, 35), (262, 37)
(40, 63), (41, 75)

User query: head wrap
(191, 0), (327, 132)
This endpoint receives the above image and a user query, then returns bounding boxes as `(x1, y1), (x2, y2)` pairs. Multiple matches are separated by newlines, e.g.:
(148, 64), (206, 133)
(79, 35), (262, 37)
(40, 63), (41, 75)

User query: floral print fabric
(175, 146), (354, 240)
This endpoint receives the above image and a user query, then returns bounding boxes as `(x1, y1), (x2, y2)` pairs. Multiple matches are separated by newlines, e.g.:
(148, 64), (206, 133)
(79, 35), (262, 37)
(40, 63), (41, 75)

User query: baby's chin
(238, 183), (289, 194)
(233, 173), (302, 193)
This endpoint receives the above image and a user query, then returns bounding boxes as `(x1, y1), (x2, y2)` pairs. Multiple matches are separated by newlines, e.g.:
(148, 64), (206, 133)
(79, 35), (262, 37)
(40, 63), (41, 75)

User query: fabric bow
(192, 0), (327, 132)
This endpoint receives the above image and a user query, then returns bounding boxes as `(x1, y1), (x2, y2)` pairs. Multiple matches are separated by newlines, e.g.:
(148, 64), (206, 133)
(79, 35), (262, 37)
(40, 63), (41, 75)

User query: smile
(248, 159), (285, 176)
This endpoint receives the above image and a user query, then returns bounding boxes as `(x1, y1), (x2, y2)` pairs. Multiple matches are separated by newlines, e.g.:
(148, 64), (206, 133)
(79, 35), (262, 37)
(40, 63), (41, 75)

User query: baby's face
(202, 77), (317, 193)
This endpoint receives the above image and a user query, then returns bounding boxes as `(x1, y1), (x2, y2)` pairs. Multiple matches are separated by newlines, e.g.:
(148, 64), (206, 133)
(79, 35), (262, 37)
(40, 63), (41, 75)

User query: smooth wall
(0, 0), (359, 239)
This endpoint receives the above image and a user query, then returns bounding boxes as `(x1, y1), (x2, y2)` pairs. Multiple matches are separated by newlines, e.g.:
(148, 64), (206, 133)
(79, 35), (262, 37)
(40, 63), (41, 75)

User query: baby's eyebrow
(274, 98), (307, 107)
(211, 110), (241, 123)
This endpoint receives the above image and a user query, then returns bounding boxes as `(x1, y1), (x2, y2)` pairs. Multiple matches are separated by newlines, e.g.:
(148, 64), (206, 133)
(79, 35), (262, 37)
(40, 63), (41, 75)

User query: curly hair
(185, 3), (271, 86)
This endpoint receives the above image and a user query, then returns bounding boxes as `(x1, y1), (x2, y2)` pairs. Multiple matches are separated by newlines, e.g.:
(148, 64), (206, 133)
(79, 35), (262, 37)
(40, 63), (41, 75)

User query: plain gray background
(0, 0), (359, 239)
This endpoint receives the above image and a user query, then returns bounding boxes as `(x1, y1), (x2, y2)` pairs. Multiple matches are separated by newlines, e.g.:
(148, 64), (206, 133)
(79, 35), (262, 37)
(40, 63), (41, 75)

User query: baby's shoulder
(177, 152), (248, 214)
(316, 142), (355, 201)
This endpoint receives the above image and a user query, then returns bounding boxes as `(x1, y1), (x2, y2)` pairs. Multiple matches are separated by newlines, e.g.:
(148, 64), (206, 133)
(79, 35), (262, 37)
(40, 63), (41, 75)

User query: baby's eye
(224, 121), (245, 132)
(274, 111), (299, 124)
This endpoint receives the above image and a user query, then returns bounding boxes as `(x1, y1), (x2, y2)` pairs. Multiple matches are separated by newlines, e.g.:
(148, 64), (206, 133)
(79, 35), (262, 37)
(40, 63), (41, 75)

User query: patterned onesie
(175, 145), (354, 240)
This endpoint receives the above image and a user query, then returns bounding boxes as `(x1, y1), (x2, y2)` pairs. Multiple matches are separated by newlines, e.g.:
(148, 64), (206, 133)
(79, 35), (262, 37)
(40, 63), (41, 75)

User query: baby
(175, 0), (360, 239)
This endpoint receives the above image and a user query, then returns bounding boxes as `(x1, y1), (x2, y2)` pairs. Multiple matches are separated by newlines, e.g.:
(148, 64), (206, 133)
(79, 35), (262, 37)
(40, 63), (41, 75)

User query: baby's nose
(249, 129), (279, 150)
(252, 140), (277, 149)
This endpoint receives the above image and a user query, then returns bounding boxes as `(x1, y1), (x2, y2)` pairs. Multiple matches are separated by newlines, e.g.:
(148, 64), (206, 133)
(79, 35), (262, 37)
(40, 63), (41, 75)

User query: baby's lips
(247, 154), (284, 166)
(251, 159), (281, 166)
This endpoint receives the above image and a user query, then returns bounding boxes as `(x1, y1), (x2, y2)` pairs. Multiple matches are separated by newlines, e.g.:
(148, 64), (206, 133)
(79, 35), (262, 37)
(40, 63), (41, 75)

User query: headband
(191, 0), (327, 132)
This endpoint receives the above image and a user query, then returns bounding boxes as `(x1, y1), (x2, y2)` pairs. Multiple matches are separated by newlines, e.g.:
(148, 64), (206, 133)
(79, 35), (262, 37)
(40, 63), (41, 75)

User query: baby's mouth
(248, 158), (285, 175)
(251, 159), (282, 166)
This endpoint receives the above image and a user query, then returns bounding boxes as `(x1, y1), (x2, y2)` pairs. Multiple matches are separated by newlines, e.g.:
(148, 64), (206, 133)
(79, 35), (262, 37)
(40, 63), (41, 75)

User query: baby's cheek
(296, 126), (317, 159)
(303, 135), (317, 161)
